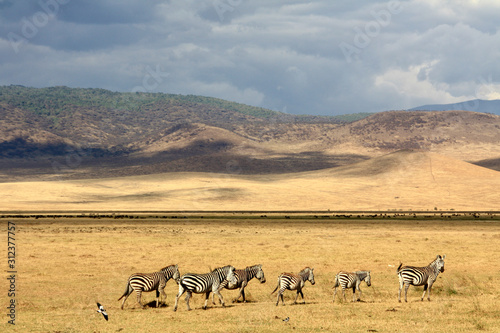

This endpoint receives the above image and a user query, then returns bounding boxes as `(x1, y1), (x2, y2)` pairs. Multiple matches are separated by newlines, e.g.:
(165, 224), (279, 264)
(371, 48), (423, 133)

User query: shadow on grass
(286, 301), (319, 306)
(232, 299), (258, 304)
(143, 300), (170, 308)
(201, 304), (236, 310)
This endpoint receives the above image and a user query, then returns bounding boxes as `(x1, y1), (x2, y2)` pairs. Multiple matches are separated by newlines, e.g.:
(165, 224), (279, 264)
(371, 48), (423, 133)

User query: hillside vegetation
(1, 86), (500, 181)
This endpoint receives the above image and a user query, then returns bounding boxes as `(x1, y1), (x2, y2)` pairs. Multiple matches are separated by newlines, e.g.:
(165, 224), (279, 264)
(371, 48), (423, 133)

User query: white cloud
(374, 62), (475, 108)
(1, 0), (500, 115)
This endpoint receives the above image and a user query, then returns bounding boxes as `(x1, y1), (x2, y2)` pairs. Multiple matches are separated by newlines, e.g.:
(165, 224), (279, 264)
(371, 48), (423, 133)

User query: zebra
(397, 254), (446, 302)
(332, 270), (371, 302)
(213, 264), (266, 304)
(173, 265), (237, 311)
(271, 267), (315, 306)
(118, 264), (180, 309)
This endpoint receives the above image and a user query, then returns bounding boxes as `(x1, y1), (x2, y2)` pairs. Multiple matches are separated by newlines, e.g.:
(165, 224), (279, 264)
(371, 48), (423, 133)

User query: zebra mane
(212, 265), (231, 273)
(299, 267), (312, 278)
(160, 264), (176, 271)
(246, 264), (261, 271)
(429, 255), (442, 266)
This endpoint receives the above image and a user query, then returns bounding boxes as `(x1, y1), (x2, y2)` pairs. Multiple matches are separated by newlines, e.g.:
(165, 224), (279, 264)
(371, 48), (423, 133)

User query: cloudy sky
(1, 0), (500, 116)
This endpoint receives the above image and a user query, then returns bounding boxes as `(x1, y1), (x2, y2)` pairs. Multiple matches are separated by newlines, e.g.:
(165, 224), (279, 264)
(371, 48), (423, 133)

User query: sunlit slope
(1, 151), (498, 211)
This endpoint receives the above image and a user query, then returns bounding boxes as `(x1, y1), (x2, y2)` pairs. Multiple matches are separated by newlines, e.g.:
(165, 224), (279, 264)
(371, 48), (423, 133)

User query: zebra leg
(203, 292), (211, 310)
(421, 284), (429, 301)
(185, 291), (192, 311)
(120, 286), (133, 310)
(157, 280), (167, 307)
(212, 289), (226, 308)
(276, 289), (284, 306)
(136, 290), (145, 309)
(342, 287), (347, 302)
(173, 284), (186, 312)
(398, 277), (403, 303)
(294, 289), (304, 304)
(120, 293), (130, 310)
(233, 281), (247, 303)
(333, 286), (338, 302)
(234, 283), (247, 303)
(404, 283), (410, 302)
(213, 284), (225, 305)
(352, 286), (356, 302)
(160, 287), (167, 307)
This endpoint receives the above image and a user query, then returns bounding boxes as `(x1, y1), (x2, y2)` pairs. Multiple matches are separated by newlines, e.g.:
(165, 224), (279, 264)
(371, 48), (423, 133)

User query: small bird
(283, 317), (289, 322)
(96, 302), (108, 321)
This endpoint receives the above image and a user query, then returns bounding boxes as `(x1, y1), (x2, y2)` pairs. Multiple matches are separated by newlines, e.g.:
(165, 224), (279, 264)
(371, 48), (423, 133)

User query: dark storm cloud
(1, 0), (500, 115)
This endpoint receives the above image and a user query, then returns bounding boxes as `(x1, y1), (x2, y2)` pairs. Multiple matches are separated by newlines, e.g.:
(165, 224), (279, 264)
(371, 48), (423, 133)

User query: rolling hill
(1, 86), (499, 211)
(1, 86), (500, 181)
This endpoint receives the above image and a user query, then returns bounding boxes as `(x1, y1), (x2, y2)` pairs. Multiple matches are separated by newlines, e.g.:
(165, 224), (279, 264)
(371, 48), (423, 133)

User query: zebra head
(160, 264), (180, 282)
(365, 271), (371, 287)
(254, 264), (266, 283)
(435, 255), (446, 273)
(224, 265), (237, 285)
(172, 264), (180, 282)
(301, 267), (315, 285)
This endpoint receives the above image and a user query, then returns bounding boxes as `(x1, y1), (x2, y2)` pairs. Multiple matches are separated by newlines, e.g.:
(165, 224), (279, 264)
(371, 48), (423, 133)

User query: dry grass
(1, 151), (500, 212)
(2, 217), (500, 332)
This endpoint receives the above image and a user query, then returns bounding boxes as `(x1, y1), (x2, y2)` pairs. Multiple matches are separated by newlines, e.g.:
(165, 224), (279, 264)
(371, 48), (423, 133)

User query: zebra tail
(118, 281), (132, 301)
(332, 274), (339, 289)
(396, 262), (403, 273)
(270, 282), (279, 295)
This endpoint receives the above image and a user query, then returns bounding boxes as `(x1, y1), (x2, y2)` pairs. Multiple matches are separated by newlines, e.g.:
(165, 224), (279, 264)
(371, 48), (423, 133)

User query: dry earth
(1, 150), (498, 212)
(2, 218), (499, 332)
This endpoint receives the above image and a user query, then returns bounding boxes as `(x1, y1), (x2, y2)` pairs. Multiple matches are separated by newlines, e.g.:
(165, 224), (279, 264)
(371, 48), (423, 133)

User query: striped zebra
(173, 265), (237, 311)
(333, 270), (371, 302)
(271, 267), (315, 306)
(214, 264), (266, 303)
(118, 264), (180, 309)
(397, 254), (446, 302)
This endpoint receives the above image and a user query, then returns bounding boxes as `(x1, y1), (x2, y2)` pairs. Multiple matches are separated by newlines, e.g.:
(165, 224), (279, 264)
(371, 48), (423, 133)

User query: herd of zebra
(117, 255), (446, 311)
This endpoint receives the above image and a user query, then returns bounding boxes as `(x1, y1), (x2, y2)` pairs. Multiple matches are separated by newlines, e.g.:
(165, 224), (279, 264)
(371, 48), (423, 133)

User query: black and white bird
(283, 317), (289, 322)
(96, 302), (108, 321)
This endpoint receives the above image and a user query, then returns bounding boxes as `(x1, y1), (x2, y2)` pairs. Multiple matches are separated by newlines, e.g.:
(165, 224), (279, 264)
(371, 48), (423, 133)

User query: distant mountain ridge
(408, 99), (500, 115)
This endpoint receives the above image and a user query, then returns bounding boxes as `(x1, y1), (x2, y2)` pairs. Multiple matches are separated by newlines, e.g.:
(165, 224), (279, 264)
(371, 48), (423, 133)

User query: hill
(1, 151), (498, 211)
(1, 86), (500, 181)
(409, 99), (500, 116)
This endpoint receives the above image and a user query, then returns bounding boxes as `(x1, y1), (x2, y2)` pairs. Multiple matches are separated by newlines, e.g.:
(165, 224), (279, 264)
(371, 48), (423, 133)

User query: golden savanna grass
(1, 151), (500, 212)
(2, 217), (500, 332)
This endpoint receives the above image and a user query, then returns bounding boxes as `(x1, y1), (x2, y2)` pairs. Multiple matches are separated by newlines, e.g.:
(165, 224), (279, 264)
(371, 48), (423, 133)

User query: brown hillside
(0, 105), (75, 158)
(134, 123), (257, 155)
(1, 101), (500, 180)
(344, 111), (500, 154)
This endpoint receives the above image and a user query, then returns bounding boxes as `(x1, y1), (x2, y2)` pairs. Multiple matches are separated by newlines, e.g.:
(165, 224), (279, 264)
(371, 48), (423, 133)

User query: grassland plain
(2, 217), (500, 332)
